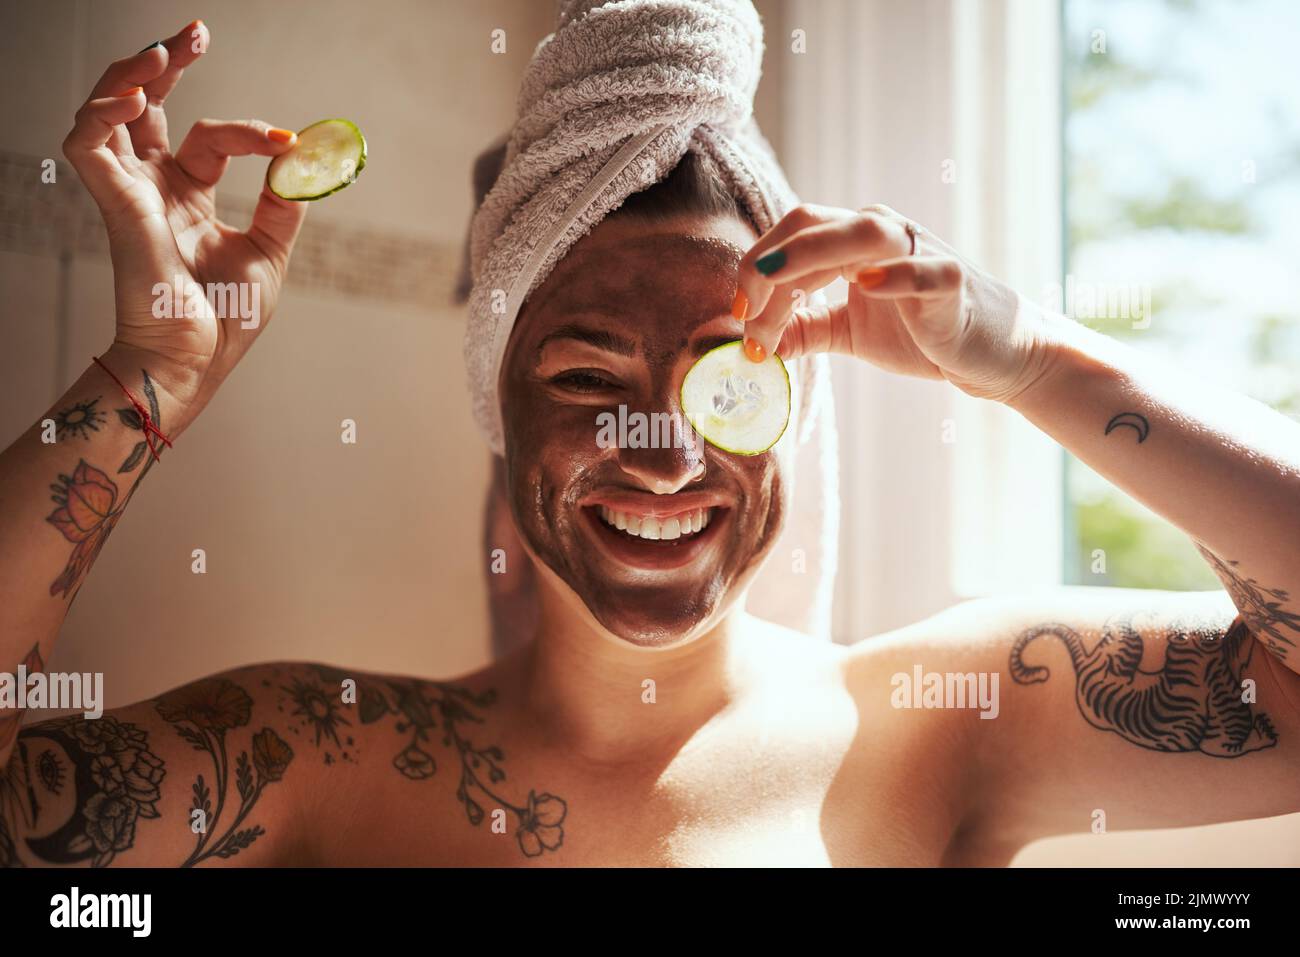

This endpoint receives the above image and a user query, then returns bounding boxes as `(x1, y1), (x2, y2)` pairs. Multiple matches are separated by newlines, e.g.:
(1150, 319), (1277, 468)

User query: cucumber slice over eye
(266, 118), (367, 201)
(681, 340), (791, 455)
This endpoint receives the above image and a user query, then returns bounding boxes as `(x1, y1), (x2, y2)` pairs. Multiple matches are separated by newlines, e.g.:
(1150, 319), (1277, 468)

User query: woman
(0, 11), (1297, 867)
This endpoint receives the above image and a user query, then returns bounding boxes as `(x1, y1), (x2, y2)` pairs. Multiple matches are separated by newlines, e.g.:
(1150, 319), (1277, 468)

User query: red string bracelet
(92, 355), (174, 463)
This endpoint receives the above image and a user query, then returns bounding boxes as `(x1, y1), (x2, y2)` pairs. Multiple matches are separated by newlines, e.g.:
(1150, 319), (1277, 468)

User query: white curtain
(779, 0), (1065, 641)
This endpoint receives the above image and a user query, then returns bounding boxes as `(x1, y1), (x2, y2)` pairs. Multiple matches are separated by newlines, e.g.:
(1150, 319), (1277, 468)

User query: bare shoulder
(2, 660), (321, 867)
(836, 587), (1300, 859)
(0, 658), (504, 868)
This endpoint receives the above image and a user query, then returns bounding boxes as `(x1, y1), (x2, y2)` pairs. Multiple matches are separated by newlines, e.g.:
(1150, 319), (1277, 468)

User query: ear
(484, 452), (538, 658)
(454, 133), (511, 304)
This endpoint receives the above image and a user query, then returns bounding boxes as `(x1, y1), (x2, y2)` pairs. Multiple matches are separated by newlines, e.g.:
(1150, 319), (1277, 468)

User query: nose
(614, 416), (706, 494)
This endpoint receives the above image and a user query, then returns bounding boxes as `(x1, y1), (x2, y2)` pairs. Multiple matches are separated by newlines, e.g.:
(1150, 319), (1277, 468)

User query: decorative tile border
(0, 150), (463, 309)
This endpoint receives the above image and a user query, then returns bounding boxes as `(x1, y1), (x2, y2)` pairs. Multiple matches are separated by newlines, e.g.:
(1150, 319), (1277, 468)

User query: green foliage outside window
(1064, 0), (1300, 589)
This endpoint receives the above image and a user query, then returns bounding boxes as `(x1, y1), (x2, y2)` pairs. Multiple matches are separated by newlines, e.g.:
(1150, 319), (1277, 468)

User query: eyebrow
(537, 323), (638, 358)
(535, 323), (742, 362)
(691, 334), (743, 359)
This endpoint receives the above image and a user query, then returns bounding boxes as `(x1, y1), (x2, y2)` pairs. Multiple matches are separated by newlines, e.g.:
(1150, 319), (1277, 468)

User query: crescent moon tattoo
(1104, 411), (1150, 443)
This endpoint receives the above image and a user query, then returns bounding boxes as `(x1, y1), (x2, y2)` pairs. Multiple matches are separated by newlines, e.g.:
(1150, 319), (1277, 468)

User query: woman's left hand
(733, 203), (1054, 404)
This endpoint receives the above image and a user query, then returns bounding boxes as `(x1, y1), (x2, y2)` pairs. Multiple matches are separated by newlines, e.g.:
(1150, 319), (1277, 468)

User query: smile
(595, 505), (715, 541)
(579, 494), (731, 572)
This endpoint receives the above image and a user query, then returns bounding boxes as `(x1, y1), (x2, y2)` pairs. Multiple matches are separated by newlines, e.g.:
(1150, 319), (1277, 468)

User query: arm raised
(0, 19), (306, 767)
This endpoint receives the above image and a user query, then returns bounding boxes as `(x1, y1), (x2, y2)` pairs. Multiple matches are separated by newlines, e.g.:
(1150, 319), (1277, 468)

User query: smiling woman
(472, 130), (840, 654)
(476, 135), (841, 647)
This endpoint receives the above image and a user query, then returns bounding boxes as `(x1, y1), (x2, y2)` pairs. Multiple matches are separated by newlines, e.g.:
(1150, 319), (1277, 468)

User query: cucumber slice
(681, 341), (790, 455)
(266, 119), (367, 201)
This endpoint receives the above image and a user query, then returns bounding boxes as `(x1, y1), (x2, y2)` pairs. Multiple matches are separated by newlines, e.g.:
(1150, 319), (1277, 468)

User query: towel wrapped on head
(459, 0), (839, 640)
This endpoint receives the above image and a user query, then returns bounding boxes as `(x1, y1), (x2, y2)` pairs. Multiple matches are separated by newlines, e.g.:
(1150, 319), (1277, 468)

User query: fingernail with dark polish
(137, 40), (163, 54)
(755, 249), (786, 276)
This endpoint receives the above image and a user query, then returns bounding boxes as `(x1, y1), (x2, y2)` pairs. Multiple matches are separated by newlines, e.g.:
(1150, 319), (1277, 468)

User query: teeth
(597, 505), (714, 541)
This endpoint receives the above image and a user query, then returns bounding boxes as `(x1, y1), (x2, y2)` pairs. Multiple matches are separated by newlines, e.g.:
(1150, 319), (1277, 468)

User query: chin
(587, 601), (722, 649)
(574, 553), (774, 649)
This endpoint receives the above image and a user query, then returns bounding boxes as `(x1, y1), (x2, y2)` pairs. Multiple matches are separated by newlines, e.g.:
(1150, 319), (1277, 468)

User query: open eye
(550, 369), (619, 394)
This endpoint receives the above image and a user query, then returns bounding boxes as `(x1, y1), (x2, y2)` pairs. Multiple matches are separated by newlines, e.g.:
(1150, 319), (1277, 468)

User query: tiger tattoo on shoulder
(1010, 615), (1278, 758)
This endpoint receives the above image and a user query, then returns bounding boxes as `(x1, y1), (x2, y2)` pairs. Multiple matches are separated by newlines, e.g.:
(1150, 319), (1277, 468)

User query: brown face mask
(497, 215), (796, 647)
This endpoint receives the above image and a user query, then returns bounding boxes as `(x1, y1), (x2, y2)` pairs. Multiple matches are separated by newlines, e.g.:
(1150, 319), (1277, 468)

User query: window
(786, 0), (1298, 636)
(781, 0), (1064, 639)
(1062, 0), (1300, 589)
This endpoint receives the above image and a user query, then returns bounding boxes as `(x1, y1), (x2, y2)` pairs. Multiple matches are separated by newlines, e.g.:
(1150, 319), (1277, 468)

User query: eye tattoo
(3, 716), (167, 867)
(35, 750), (65, 795)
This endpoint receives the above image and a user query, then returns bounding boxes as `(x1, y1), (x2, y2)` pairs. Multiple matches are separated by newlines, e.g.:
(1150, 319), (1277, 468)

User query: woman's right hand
(62, 20), (308, 432)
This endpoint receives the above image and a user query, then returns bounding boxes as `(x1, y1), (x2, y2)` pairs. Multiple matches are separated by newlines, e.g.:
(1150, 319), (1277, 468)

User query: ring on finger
(903, 220), (922, 256)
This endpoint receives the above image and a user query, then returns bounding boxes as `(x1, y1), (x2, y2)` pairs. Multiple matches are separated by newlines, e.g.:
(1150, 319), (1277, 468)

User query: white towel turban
(460, 0), (839, 639)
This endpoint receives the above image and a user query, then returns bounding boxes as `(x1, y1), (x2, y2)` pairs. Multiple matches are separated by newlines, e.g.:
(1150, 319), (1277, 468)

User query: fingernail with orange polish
(267, 127), (296, 144)
(744, 338), (766, 363)
(116, 86), (144, 98)
(731, 288), (749, 321)
(856, 266), (888, 289)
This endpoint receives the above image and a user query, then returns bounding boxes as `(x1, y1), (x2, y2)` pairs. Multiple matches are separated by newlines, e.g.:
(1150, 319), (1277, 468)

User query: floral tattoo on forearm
(44, 368), (163, 600)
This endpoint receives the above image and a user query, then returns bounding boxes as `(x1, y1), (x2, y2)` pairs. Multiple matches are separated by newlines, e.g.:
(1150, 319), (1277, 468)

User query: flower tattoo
(45, 460), (124, 599)
(3, 716), (165, 867)
(155, 679), (294, 866)
(302, 666), (569, 858)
